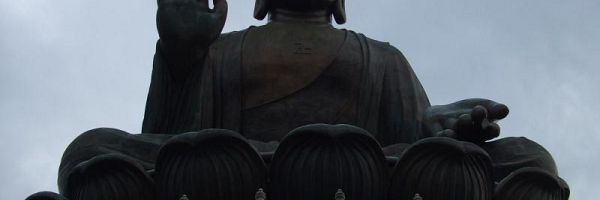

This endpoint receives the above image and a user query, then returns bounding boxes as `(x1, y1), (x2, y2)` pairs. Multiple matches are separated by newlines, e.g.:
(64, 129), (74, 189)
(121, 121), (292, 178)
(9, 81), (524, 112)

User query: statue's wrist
(157, 39), (208, 81)
(159, 39), (207, 61)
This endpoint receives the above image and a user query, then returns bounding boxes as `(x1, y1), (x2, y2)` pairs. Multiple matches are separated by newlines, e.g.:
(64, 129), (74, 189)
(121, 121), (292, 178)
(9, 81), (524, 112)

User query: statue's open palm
(157, 0), (227, 47)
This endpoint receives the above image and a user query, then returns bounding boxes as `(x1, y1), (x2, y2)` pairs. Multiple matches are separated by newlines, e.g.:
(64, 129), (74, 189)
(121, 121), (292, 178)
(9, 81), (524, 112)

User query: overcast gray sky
(1, 0), (598, 199)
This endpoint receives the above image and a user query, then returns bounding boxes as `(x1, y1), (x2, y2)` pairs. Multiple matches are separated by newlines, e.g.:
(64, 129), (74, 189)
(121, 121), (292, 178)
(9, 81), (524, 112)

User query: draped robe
(142, 26), (431, 146)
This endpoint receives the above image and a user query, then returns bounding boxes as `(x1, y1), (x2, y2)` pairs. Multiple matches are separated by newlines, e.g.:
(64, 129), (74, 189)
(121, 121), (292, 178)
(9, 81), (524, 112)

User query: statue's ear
(254, 0), (269, 20)
(333, 0), (346, 24)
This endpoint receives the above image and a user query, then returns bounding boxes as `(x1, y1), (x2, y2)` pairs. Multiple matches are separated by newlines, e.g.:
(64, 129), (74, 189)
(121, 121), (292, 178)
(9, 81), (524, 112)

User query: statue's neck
(268, 9), (333, 25)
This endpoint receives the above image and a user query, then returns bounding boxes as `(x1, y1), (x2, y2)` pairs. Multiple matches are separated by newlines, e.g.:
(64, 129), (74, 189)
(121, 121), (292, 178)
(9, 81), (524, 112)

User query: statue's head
(254, 0), (346, 24)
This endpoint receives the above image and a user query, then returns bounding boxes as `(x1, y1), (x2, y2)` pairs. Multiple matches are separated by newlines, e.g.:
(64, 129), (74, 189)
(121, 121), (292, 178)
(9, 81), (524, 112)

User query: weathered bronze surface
(28, 0), (569, 199)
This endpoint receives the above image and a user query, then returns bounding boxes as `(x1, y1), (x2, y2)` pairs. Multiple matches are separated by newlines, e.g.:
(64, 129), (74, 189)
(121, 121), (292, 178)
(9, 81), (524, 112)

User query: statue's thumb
(489, 103), (509, 120)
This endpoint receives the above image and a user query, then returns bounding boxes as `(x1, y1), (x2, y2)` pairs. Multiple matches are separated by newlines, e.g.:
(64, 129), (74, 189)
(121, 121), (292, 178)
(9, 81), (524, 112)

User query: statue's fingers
(485, 102), (509, 120)
(456, 113), (474, 135)
(212, 0), (228, 16)
(471, 105), (488, 124)
(437, 129), (457, 138)
(455, 98), (492, 108)
(481, 122), (501, 141)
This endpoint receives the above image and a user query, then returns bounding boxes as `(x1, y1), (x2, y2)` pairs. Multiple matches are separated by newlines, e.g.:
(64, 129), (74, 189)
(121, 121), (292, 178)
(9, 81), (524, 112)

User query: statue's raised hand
(157, 0), (227, 48)
(424, 98), (509, 143)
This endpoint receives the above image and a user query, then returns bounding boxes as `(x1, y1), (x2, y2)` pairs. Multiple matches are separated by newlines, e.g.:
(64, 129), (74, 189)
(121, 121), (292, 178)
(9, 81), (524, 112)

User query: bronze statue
(27, 0), (569, 200)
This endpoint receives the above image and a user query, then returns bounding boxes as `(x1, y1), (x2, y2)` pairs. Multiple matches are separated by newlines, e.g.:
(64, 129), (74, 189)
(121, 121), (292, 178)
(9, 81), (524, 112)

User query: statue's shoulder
(345, 30), (404, 56)
(209, 29), (252, 50)
(219, 29), (249, 40)
(344, 30), (407, 63)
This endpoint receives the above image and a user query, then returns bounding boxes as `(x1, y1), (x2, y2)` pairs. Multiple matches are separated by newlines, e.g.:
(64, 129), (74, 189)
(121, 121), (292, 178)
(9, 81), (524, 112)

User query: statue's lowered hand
(424, 98), (509, 143)
(157, 0), (227, 48)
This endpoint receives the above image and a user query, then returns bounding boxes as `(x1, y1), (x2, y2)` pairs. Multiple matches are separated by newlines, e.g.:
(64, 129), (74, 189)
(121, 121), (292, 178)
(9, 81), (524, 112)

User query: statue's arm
(404, 46), (509, 143)
(386, 46), (509, 143)
(142, 0), (227, 134)
(155, 0), (227, 81)
(381, 46), (431, 143)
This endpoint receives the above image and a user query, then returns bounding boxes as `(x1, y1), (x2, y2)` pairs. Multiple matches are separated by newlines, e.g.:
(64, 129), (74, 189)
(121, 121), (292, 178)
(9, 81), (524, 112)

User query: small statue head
(255, 188), (267, 200)
(179, 194), (190, 200)
(334, 189), (346, 200)
(413, 193), (423, 200)
(254, 0), (346, 24)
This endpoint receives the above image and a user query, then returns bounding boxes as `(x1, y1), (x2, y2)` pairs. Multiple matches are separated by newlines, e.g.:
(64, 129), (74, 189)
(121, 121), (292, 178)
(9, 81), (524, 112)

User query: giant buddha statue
(27, 0), (569, 200)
